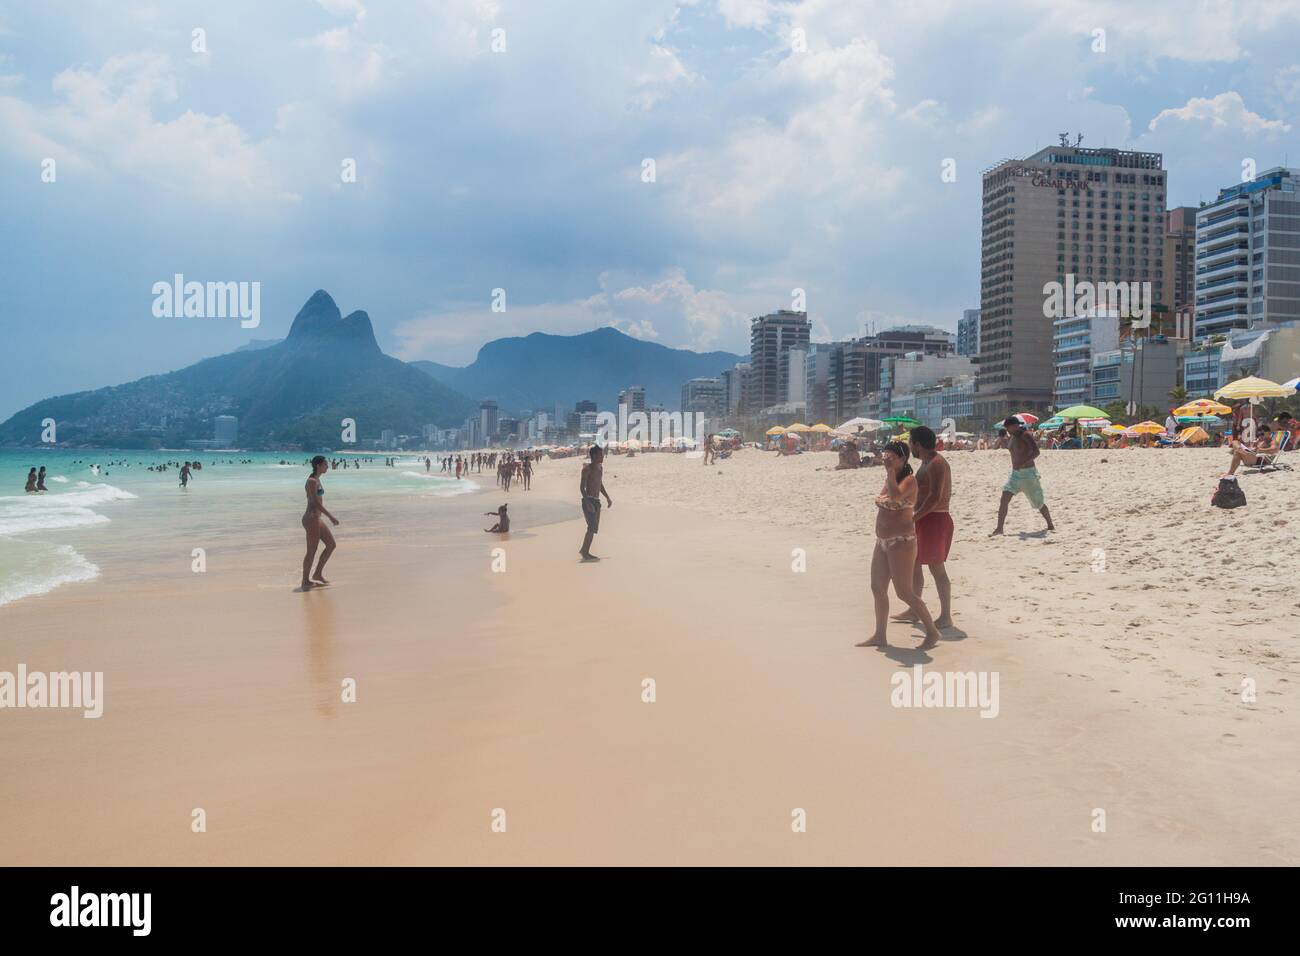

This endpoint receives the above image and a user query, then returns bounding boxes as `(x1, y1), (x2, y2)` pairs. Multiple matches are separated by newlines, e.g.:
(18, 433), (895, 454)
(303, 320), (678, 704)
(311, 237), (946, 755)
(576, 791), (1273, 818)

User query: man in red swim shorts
(894, 425), (954, 630)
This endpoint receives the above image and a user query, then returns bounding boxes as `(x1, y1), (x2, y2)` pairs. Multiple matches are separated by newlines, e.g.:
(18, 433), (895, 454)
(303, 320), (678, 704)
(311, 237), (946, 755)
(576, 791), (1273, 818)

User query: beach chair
(1244, 430), (1293, 473)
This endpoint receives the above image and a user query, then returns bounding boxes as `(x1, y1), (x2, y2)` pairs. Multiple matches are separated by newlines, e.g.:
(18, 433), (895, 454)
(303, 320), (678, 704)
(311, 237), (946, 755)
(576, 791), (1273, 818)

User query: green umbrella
(881, 415), (922, 428)
(1055, 404), (1108, 420)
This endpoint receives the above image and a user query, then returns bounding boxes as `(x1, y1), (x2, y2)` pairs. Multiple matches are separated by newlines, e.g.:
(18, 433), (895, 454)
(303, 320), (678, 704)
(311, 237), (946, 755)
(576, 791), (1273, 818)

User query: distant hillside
(412, 327), (745, 412)
(0, 291), (477, 448)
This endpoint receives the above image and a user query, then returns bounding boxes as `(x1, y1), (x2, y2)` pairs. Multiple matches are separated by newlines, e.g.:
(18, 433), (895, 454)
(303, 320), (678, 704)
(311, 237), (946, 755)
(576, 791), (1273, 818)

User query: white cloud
(1148, 92), (1292, 136)
(0, 53), (280, 201)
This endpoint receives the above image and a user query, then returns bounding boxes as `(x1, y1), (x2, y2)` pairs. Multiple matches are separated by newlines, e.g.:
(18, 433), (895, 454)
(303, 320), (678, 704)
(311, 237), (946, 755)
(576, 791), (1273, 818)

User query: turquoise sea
(0, 448), (479, 607)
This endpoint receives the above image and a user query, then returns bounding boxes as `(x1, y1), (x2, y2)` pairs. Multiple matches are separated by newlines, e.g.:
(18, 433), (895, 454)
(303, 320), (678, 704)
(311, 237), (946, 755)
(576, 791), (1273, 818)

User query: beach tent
(1173, 399), (1231, 417)
(1056, 404), (1108, 420)
(1177, 426), (1210, 444)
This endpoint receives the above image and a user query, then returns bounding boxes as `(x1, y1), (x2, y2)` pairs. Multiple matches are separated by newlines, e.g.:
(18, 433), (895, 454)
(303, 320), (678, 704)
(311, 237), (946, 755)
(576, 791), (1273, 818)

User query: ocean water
(0, 449), (479, 607)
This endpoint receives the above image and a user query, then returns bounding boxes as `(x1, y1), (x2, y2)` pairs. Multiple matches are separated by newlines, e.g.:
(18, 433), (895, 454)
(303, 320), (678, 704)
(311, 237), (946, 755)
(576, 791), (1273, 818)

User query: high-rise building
(479, 400), (499, 442)
(1165, 207), (1197, 316)
(825, 326), (954, 425)
(747, 311), (811, 413)
(1051, 309), (1121, 408)
(213, 415), (238, 445)
(618, 385), (646, 413)
(681, 377), (726, 418)
(785, 347), (808, 405)
(979, 142), (1167, 418)
(720, 363), (750, 416)
(957, 309), (981, 357)
(1194, 167), (1300, 339)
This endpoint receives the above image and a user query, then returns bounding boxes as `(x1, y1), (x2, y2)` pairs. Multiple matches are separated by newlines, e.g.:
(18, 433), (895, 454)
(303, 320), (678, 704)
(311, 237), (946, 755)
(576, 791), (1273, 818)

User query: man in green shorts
(992, 415), (1054, 535)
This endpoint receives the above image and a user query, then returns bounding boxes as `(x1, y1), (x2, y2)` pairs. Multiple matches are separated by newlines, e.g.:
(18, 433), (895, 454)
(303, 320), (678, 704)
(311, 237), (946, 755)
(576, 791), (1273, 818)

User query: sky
(2, 0), (1300, 419)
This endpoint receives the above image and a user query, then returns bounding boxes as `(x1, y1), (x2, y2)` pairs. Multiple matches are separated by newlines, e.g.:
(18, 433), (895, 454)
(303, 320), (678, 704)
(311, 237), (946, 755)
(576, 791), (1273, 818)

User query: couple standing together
(859, 425), (954, 651)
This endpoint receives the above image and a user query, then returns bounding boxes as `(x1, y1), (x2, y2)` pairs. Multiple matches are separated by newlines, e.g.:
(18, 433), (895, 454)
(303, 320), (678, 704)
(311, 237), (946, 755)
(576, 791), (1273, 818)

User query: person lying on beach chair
(484, 504), (510, 533)
(1226, 426), (1286, 475)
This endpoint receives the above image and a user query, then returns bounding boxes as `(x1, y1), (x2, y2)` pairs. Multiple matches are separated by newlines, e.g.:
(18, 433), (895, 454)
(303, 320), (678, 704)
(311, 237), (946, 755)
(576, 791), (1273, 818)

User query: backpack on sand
(1211, 475), (1246, 509)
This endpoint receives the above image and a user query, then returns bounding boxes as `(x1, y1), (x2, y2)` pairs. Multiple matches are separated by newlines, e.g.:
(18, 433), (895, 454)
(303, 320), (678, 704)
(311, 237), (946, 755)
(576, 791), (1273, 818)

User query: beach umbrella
(1102, 424), (1126, 435)
(1178, 426), (1210, 444)
(1056, 404), (1108, 420)
(787, 422), (813, 432)
(765, 426), (786, 436)
(1037, 416), (1066, 429)
(1012, 412), (1040, 425)
(1079, 417), (1111, 429)
(1214, 376), (1296, 400)
(810, 423), (833, 433)
(1129, 421), (1166, 435)
(1173, 399), (1231, 416)
(881, 415), (922, 428)
(836, 417), (883, 433)
(1284, 376), (1300, 391)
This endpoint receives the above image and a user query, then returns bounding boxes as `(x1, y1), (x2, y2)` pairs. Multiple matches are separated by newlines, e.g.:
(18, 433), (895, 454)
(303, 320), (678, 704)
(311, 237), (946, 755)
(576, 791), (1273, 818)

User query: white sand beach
(0, 446), (1295, 865)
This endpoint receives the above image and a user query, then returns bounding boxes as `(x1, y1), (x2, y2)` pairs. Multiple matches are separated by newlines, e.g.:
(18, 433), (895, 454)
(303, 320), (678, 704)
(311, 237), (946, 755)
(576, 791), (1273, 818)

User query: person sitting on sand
(857, 441), (943, 651)
(484, 504), (510, 533)
(1226, 424), (1284, 474)
(834, 440), (860, 470)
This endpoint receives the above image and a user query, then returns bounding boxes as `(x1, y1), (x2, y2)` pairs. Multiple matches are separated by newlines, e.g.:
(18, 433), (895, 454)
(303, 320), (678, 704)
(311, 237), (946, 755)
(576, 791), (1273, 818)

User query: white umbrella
(836, 417), (883, 433)
(1284, 376), (1300, 391)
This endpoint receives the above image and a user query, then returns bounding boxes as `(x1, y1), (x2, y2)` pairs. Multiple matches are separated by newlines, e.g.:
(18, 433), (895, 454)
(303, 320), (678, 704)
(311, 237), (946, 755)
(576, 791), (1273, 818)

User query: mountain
(0, 291), (477, 448)
(412, 327), (746, 412)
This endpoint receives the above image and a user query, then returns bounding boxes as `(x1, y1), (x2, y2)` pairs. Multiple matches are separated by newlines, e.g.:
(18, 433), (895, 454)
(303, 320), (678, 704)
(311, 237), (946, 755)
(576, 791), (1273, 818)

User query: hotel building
(979, 143), (1167, 419)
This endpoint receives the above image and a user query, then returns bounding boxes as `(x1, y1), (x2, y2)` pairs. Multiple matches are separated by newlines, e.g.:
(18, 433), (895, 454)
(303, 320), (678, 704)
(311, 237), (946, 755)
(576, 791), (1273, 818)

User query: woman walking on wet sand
(301, 455), (339, 589)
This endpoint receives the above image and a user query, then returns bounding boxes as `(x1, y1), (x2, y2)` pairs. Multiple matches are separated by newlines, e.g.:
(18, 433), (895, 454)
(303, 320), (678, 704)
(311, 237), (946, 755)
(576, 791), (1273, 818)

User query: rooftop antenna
(1074, 132), (1084, 146)
(1058, 132), (1070, 147)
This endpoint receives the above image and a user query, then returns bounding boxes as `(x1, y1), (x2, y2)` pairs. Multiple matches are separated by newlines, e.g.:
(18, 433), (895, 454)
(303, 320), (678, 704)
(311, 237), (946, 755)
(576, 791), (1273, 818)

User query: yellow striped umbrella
(1214, 376), (1296, 400)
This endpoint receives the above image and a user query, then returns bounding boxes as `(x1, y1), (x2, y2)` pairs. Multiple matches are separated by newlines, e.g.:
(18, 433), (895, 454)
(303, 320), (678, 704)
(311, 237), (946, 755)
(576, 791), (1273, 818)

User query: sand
(1, 446), (1296, 864)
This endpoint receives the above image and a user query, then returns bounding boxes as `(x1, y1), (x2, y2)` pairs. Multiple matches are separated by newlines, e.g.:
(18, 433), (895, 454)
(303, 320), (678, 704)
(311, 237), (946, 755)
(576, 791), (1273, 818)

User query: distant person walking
(579, 444), (613, 562)
(179, 461), (192, 489)
(301, 455), (339, 589)
(36, 466), (47, 492)
(992, 416), (1054, 535)
(25, 468), (37, 493)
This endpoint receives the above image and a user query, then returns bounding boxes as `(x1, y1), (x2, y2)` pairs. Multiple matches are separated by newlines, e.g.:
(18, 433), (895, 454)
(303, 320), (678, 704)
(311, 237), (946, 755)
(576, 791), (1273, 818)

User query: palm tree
(1168, 385), (1188, 404)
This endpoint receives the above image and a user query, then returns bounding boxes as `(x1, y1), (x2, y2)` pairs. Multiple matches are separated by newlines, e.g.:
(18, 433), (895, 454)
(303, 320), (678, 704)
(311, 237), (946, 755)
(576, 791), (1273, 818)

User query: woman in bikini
(301, 455), (339, 590)
(858, 441), (943, 651)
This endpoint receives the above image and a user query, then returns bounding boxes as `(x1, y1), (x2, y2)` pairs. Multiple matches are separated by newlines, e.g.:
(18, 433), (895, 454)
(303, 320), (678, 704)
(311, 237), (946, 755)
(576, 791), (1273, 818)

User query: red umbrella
(1013, 412), (1040, 425)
